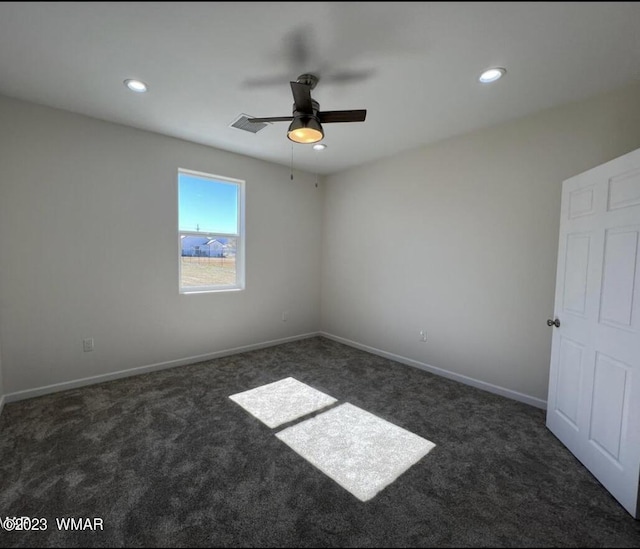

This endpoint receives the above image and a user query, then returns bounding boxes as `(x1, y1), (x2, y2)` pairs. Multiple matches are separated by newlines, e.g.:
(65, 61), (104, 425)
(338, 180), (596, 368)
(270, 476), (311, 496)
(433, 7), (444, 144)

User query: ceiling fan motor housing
(296, 73), (319, 90)
(294, 98), (320, 118)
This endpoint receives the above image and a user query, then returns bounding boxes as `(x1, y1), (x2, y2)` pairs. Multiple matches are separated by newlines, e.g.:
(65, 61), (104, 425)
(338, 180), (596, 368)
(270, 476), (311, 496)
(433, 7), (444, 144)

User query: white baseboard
(320, 332), (547, 410)
(3, 331), (547, 411)
(4, 332), (320, 404)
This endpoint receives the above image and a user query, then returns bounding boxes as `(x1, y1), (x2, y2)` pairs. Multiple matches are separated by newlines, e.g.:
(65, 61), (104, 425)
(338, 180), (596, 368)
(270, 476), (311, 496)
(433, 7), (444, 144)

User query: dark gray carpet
(0, 336), (638, 548)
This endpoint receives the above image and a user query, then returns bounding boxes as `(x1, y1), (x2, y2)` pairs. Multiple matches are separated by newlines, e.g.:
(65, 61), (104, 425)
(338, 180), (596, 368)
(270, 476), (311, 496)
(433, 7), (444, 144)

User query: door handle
(547, 318), (561, 328)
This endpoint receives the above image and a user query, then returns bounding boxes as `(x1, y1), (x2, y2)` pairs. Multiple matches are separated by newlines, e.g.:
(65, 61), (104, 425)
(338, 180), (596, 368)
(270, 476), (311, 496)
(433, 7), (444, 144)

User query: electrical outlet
(419, 330), (427, 342)
(83, 337), (94, 352)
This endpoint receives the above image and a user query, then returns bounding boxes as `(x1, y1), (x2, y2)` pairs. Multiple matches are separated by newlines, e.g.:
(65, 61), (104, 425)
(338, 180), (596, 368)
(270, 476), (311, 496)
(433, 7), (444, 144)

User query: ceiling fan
(247, 74), (366, 144)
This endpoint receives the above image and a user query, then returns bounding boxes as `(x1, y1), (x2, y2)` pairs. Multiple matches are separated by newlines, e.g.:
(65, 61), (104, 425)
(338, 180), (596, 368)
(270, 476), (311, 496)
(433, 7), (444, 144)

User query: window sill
(180, 286), (244, 295)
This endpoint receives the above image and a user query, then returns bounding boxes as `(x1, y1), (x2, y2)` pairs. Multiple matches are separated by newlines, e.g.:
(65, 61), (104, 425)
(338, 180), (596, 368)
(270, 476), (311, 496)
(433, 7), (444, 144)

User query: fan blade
(247, 116), (294, 123)
(243, 74), (291, 88)
(321, 69), (375, 85)
(285, 26), (314, 69)
(318, 110), (367, 123)
(290, 81), (313, 113)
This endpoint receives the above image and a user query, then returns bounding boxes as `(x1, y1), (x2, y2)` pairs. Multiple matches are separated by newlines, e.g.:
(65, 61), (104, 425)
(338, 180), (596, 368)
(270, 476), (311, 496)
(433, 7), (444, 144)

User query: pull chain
(290, 144), (294, 181)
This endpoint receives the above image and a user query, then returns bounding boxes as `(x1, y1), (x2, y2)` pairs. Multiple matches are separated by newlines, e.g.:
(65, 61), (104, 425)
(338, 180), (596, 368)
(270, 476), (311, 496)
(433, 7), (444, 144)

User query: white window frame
(178, 168), (245, 294)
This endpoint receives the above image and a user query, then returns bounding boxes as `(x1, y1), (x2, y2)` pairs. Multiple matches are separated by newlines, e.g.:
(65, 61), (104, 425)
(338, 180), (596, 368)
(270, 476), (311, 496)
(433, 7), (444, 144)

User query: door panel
(556, 337), (583, 428)
(608, 167), (640, 210)
(599, 227), (639, 329)
(563, 234), (591, 315)
(589, 353), (628, 461)
(569, 185), (595, 218)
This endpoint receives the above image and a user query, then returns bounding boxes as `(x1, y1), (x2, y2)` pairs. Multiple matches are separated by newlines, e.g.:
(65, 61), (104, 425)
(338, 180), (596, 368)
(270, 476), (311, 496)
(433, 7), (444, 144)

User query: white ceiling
(1, 2), (639, 175)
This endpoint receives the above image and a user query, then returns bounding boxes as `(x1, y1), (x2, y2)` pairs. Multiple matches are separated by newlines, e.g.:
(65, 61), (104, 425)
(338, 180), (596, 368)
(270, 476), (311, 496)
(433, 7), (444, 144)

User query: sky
(178, 172), (238, 234)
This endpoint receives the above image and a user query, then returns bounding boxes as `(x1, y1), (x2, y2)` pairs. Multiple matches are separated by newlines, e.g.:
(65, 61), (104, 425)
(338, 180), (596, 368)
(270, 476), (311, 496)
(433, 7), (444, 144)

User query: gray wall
(320, 80), (640, 404)
(0, 95), (323, 396)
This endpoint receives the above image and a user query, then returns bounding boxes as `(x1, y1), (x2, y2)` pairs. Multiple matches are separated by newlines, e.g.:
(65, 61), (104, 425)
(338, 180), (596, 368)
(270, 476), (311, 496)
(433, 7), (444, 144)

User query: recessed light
(479, 67), (506, 84)
(312, 143), (327, 151)
(124, 79), (148, 93)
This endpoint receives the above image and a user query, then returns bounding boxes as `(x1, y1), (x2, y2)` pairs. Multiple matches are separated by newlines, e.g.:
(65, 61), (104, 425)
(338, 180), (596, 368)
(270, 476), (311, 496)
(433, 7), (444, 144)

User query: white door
(546, 147), (640, 519)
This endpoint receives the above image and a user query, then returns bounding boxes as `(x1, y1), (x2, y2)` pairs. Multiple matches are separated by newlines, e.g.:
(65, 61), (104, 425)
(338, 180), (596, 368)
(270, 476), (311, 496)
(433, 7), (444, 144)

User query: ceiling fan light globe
(288, 127), (324, 144)
(287, 116), (324, 144)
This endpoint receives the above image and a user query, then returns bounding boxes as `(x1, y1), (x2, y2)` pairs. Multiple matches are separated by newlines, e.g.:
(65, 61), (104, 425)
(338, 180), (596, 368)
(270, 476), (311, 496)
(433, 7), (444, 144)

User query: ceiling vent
(229, 114), (268, 133)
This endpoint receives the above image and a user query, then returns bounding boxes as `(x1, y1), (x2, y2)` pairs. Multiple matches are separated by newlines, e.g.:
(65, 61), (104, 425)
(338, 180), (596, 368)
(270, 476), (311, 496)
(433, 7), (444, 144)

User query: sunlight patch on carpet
(229, 377), (337, 428)
(276, 403), (436, 502)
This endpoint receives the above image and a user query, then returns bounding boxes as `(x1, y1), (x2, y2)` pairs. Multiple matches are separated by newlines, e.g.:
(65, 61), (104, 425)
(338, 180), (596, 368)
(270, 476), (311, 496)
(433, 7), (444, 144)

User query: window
(178, 168), (244, 293)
